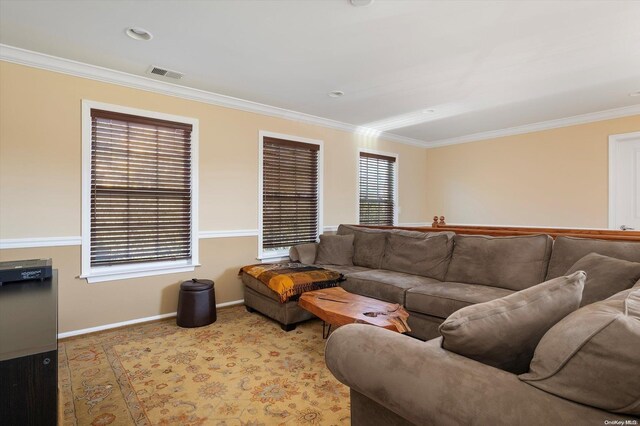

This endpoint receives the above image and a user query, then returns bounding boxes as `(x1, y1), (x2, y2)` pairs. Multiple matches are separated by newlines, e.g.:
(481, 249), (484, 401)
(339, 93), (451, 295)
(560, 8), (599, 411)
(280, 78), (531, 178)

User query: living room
(0, 1), (639, 425)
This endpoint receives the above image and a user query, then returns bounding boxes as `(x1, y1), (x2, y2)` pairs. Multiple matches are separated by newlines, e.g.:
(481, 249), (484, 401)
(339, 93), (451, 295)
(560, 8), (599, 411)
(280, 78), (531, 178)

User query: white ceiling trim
(2, 44), (638, 150)
(0, 44), (426, 148)
(425, 104), (640, 148)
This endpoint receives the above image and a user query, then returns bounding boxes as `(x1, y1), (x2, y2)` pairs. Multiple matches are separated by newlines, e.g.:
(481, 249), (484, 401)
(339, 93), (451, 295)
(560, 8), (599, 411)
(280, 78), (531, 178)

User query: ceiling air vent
(148, 66), (183, 80)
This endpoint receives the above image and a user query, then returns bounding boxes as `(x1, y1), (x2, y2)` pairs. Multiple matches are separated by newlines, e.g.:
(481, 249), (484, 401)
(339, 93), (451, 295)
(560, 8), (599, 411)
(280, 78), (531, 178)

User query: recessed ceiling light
(126, 27), (153, 41)
(630, 90), (640, 97)
(350, 0), (374, 6)
(328, 90), (344, 98)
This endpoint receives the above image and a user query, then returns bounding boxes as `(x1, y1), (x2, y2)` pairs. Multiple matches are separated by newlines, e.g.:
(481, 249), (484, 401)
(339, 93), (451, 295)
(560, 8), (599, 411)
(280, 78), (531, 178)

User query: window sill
(81, 261), (200, 283)
(258, 250), (290, 262)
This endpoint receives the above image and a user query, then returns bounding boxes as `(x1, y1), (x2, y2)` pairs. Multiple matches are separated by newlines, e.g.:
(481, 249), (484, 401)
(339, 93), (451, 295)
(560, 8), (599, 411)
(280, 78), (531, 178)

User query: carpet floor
(58, 305), (350, 426)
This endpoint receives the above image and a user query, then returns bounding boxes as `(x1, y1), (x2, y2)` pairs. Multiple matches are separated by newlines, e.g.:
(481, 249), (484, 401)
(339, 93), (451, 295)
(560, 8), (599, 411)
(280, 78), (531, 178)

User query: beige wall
(425, 115), (640, 228)
(0, 61), (429, 333)
(3, 59), (637, 333)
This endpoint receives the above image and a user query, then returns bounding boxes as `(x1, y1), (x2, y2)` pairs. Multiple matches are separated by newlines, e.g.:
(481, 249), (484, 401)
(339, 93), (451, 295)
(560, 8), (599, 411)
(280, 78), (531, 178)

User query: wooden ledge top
(355, 223), (640, 242)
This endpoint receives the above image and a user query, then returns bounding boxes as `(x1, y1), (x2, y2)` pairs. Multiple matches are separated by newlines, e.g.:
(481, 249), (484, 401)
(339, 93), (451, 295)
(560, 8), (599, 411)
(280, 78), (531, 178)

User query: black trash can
(176, 279), (216, 327)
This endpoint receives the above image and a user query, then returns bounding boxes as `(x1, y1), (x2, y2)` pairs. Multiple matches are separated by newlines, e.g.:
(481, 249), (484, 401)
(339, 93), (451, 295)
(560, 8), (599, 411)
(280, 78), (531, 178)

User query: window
(81, 101), (198, 283)
(359, 150), (397, 226)
(259, 132), (323, 259)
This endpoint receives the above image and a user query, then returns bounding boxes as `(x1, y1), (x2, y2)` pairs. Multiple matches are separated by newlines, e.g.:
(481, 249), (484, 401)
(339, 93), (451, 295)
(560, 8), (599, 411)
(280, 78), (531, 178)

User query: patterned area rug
(58, 305), (350, 425)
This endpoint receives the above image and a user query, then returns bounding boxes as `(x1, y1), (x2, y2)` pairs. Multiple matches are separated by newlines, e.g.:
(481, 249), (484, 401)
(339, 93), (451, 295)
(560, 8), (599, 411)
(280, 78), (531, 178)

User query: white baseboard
(58, 299), (244, 339)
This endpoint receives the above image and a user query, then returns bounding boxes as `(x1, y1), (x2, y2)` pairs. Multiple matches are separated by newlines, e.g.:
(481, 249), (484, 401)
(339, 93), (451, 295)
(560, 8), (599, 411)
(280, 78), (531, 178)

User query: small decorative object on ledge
(432, 215), (446, 227)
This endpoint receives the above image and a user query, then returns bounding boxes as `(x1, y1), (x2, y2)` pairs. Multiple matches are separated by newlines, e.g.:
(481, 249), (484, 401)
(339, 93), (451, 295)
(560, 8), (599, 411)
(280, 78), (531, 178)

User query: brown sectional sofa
(243, 224), (640, 337)
(241, 224), (640, 424)
(326, 226), (640, 425)
(297, 225), (560, 340)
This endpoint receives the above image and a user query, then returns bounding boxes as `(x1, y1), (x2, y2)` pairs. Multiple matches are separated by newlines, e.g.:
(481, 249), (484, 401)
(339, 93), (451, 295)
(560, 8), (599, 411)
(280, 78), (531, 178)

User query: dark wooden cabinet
(0, 350), (58, 425)
(0, 270), (58, 425)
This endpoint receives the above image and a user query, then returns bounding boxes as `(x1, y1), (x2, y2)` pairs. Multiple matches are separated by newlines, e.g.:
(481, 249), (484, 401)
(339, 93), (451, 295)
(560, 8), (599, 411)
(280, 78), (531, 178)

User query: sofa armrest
(325, 325), (633, 425)
(288, 243), (318, 264)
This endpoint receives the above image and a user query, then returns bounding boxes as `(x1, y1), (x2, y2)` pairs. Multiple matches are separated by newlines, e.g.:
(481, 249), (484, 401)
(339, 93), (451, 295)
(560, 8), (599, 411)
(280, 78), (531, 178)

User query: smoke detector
(147, 66), (184, 80)
(126, 27), (153, 41)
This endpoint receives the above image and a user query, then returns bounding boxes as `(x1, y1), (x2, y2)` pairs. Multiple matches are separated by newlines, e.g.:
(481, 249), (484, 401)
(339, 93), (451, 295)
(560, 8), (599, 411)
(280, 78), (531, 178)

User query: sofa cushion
(315, 234), (354, 266)
(341, 269), (441, 304)
(445, 234), (553, 291)
(520, 289), (640, 416)
(405, 282), (513, 319)
(546, 236), (640, 280)
(337, 225), (387, 269)
(565, 253), (640, 306)
(439, 271), (585, 374)
(381, 231), (453, 280)
(289, 243), (318, 265)
(605, 280), (640, 302)
(315, 264), (372, 276)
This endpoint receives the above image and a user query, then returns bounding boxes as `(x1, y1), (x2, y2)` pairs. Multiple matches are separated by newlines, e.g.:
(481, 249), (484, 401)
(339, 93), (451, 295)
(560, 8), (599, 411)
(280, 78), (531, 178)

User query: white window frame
(80, 100), (199, 283)
(258, 130), (323, 260)
(357, 148), (399, 226)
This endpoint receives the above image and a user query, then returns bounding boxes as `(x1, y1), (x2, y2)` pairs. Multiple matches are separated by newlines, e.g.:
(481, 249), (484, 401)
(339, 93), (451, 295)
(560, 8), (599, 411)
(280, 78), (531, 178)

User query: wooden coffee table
(298, 287), (410, 338)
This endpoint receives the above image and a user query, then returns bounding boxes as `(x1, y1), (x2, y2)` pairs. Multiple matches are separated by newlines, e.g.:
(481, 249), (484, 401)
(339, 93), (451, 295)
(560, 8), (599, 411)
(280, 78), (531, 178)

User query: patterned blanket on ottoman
(240, 262), (344, 303)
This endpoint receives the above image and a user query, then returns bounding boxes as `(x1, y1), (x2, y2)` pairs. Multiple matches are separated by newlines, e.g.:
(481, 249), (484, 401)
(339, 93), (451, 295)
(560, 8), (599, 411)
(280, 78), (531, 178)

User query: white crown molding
(0, 44), (426, 148)
(2, 45), (636, 151)
(57, 299), (244, 339)
(425, 104), (640, 148)
(199, 229), (259, 239)
(0, 236), (82, 249)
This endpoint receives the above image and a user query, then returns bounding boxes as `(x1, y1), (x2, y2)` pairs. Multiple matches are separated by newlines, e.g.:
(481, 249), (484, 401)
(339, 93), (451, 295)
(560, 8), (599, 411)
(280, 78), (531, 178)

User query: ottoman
(241, 273), (315, 331)
(176, 279), (216, 327)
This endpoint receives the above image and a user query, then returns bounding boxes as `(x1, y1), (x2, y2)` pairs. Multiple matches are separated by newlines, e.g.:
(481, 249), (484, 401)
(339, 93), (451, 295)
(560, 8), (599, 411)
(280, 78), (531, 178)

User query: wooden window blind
(90, 109), (193, 266)
(262, 137), (319, 252)
(359, 152), (396, 226)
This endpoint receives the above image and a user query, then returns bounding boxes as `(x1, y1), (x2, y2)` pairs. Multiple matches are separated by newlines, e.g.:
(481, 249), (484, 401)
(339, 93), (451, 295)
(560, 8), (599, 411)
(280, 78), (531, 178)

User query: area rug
(58, 305), (350, 425)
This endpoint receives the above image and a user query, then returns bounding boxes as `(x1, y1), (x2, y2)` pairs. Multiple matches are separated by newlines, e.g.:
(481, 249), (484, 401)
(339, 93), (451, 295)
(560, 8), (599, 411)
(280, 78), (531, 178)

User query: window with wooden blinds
(261, 136), (321, 255)
(89, 109), (193, 267)
(359, 151), (397, 226)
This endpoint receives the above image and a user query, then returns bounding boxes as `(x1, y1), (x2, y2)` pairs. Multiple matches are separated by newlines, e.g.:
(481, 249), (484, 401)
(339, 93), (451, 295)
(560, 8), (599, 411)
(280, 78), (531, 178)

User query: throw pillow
(564, 252), (640, 306)
(439, 271), (585, 374)
(444, 234), (553, 291)
(289, 242), (319, 265)
(520, 289), (640, 416)
(315, 234), (354, 266)
(337, 225), (387, 268)
(381, 232), (453, 280)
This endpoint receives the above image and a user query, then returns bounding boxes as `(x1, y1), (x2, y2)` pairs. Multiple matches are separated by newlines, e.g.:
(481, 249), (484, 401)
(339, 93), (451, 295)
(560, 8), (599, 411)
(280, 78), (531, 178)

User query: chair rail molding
(0, 236), (83, 249)
(1, 230), (261, 249)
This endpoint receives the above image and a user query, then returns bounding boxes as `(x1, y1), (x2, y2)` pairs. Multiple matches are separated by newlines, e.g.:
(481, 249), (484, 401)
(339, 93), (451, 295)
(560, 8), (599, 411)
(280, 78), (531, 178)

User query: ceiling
(1, 0), (639, 146)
